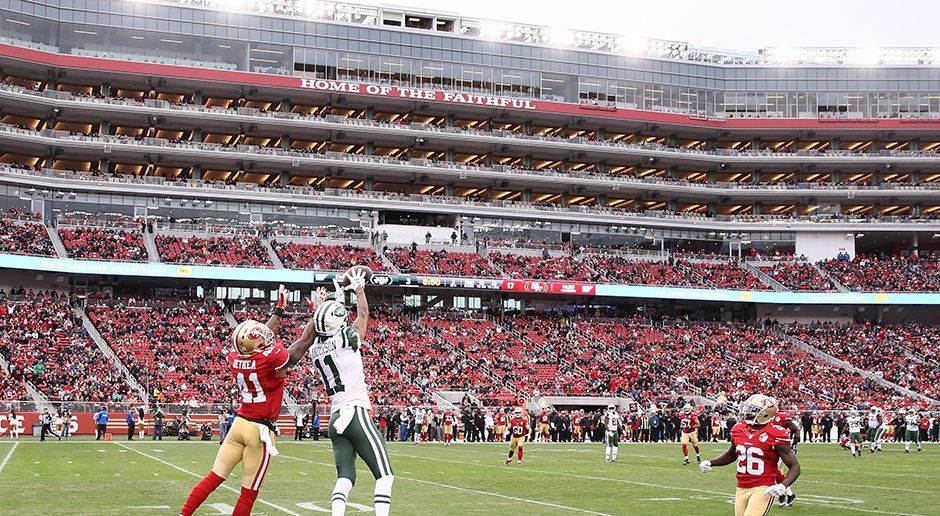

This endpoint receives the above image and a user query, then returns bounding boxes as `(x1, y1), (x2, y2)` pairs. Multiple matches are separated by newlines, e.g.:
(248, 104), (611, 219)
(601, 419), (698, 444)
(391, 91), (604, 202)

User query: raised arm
(277, 287), (330, 376)
(265, 284), (288, 333)
(352, 283), (368, 341)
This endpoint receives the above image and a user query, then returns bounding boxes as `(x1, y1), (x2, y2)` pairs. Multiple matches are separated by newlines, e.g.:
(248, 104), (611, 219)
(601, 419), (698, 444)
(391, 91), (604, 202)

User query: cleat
(683, 458), (690, 465)
(517, 460), (522, 466)
(785, 494), (796, 507)
(777, 495), (786, 507)
(504, 459), (511, 465)
(696, 455), (701, 464)
(611, 459), (618, 463)
(605, 459), (610, 463)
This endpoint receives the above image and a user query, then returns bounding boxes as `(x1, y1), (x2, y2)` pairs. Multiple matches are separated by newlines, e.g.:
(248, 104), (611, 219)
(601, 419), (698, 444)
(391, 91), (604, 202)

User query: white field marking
(208, 503), (235, 514)
(801, 478), (932, 493)
(385, 451), (927, 516)
(127, 506), (171, 510)
(639, 498), (683, 501)
(115, 443), (303, 516)
(295, 502), (330, 513)
(0, 442), (19, 475)
(278, 453), (611, 516)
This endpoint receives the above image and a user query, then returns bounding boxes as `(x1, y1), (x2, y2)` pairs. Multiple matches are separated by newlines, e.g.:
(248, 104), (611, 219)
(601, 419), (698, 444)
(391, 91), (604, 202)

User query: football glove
(344, 268), (367, 291)
(763, 484), (787, 498)
(275, 284), (288, 310)
(698, 460), (712, 473)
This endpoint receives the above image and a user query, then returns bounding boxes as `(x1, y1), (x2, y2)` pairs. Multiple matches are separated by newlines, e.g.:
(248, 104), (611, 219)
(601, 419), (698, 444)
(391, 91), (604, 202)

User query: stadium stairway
(261, 238), (284, 268)
(480, 248), (510, 279)
(0, 351), (47, 404)
(777, 331), (940, 405)
(812, 262), (849, 292)
(44, 223), (68, 258)
(741, 261), (788, 291)
(376, 247), (401, 274)
(73, 305), (149, 402)
(142, 229), (161, 263)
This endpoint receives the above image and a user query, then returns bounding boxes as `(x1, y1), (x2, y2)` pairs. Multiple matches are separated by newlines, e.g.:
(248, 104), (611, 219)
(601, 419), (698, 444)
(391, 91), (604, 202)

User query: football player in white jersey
(867, 406), (885, 453)
(901, 409), (922, 454)
(846, 410), (864, 457)
(291, 269), (393, 516)
(604, 405), (624, 463)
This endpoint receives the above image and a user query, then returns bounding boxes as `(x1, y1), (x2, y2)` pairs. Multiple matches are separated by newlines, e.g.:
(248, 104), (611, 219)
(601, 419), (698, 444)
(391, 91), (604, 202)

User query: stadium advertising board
(3, 253), (939, 304)
(0, 412), (299, 436)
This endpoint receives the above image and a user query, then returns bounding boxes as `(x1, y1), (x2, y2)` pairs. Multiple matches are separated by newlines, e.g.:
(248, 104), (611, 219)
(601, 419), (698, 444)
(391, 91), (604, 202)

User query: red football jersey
(228, 343), (289, 421)
(495, 413), (507, 426)
(538, 413), (550, 424)
(679, 412), (699, 433)
(443, 413), (455, 425)
(509, 417), (529, 438)
(730, 422), (792, 488)
(772, 411), (793, 427)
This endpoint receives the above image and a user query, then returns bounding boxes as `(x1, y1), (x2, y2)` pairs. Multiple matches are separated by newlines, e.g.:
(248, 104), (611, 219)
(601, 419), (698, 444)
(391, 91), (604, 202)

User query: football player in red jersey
(700, 394), (800, 516)
(442, 411), (455, 446)
(536, 408), (551, 442)
(181, 285), (317, 516)
(679, 404), (702, 465)
(770, 410), (800, 507)
(493, 409), (508, 442)
(505, 407), (530, 466)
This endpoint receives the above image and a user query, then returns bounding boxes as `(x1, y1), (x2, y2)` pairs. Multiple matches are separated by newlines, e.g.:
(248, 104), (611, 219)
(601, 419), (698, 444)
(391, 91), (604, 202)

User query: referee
(40, 408), (60, 442)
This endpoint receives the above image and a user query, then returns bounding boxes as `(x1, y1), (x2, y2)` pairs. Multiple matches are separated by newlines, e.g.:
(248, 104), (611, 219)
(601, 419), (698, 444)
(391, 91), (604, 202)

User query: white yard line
(277, 453), (612, 516)
(0, 442), (19, 475)
(114, 443), (303, 516)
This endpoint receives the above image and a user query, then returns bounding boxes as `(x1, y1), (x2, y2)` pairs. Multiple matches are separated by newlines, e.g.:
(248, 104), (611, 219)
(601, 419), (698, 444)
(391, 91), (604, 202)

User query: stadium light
(846, 47), (883, 65)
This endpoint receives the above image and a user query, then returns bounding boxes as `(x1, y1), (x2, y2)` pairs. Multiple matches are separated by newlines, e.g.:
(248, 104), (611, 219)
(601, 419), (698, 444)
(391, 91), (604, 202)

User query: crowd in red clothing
(0, 293), (130, 401)
(586, 255), (688, 285)
(758, 262), (835, 291)
(783, 322), (940, 399)
(387, 248), (500, 277)
(87, 300), (234, 403)
(0, 210), (55, 256)
(59, 227), (148, 262)
(156, 234), (273, 267)
(488, 252), (601, 282)
(819, 253), (940, 291)
(689, 262), (770, 290)
(272, 241), (384, 271)
(0, 371), (26, 400)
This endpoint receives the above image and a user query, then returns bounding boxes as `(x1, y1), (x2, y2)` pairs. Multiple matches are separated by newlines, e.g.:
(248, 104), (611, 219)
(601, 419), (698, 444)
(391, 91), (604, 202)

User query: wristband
(274, 307), (285, 317)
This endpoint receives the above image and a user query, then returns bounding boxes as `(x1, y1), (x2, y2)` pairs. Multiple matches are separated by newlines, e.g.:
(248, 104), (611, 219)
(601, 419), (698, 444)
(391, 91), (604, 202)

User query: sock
(507, 449), (514, 460)
(850, 443), (856, 455)
(904, 442), (910, 451)
(693, 445), (700, 456)
(233, 486), (259, 516)
(374, 475), (394, 516)
(682, 444), (688, 457)
(517, 447), (524, 461)
(181, 471), (225, 516)
(605, 446), (611, 460)
(785, 486), (793, 496)
(611, 447), (618, 461)
(332, 477), (353, 516)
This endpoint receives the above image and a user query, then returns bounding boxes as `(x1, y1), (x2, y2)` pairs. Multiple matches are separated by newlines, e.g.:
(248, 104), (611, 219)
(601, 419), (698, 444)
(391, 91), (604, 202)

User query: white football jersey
(308, 326), (371, 412)
(606, 412), (622, 432)
(847, 416), (862, 433)
(868, 411), (881, 429)
(905, 414), (920, 432)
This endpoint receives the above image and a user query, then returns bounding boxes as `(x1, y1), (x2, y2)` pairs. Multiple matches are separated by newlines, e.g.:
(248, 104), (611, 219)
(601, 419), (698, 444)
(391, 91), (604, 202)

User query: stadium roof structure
(156, 0), (940, 66)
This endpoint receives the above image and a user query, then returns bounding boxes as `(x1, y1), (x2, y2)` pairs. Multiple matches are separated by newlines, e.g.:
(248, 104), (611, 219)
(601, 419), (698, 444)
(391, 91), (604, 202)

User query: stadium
(0, 0), (938, 514)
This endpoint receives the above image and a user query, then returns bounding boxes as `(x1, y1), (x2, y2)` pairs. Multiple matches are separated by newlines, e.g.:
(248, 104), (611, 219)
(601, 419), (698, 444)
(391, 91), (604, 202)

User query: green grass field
(0, 437), (936, 515)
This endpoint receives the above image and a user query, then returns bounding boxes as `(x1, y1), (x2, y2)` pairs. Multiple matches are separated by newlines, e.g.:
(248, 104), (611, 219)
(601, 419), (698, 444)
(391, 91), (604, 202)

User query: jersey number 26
(735, 445), (765, 475)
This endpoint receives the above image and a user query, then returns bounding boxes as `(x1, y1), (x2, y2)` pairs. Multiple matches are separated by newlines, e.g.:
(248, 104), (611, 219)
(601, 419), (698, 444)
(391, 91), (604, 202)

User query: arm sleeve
(343, 326), (361, 351)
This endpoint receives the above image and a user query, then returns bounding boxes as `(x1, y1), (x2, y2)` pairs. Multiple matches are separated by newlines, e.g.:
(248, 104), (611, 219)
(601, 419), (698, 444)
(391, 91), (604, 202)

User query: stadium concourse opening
(0, 0), (939, 514)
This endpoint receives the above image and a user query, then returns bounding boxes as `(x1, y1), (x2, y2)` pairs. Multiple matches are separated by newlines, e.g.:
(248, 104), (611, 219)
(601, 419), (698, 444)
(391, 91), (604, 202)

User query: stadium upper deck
(1, 0), (940, 233)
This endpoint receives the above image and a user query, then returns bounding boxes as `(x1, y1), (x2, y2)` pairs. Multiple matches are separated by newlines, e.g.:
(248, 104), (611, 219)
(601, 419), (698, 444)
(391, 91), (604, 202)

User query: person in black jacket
(821, 414), (834, 443)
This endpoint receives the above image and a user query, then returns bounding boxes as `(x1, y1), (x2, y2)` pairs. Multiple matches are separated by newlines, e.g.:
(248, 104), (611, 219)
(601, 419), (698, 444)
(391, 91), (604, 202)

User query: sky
(354, 0), (940, 50)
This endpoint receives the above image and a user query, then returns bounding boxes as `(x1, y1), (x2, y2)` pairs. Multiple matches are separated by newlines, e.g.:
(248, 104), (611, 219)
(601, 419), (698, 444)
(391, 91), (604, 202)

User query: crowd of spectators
(783, 322), (939, 399)
(488, 252), (602, 282)
(586, 255), (689, 286)
(757, 262), (836, 291)
(689, 262), (770, 290)
(0, 209), (56, 256)
(0, 292), (131, 401)
(87, 299), (234, 404)
(819, 253), (940, 291)
(272, 241), (384, 271)
(387, 248), (500, 277)
(155, 234), (273, 267)
(59, 227), (148, 262)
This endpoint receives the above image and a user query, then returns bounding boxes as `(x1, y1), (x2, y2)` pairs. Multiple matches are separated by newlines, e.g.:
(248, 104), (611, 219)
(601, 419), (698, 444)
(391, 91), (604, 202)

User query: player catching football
(293, 267), (394, 516)
(181, 285), (310, 516)
(700, 394), (801, 516)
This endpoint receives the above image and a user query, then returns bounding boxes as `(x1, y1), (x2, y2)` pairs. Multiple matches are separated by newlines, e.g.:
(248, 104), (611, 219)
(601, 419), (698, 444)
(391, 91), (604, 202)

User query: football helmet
(313, 300), (349, 336)
(682, 404), (692, 414)
(232, 319), (274, 356)
(738, 394), (779, 426)
(513, 407), (523, 417)
(607, 404), (616, 412)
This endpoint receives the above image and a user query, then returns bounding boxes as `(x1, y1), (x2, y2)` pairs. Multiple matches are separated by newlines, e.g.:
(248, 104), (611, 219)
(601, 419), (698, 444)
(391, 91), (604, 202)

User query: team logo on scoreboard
(370, 274), (393, 286)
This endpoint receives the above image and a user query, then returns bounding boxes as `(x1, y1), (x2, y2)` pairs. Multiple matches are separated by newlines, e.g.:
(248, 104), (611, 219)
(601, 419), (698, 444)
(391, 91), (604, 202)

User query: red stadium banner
(0, 412), (299, 436)
(500, 280), (596, 296)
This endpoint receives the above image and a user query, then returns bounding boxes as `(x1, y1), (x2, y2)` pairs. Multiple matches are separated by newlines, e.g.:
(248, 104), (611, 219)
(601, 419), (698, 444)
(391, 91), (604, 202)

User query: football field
(0, 438), (936, 515)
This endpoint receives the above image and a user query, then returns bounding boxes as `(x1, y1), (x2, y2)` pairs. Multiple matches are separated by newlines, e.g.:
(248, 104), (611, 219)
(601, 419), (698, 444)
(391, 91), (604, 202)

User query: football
(340, 265), (374, 287)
